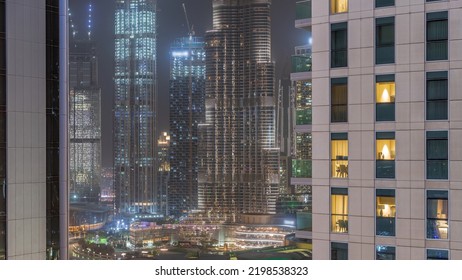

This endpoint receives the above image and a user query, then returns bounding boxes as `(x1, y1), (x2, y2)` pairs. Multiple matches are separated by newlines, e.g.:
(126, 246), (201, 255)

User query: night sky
(69, 0), (306, 167)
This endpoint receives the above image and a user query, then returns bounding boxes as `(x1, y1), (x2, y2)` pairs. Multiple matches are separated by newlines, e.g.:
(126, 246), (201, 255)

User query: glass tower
(168, 36), (205, 218)
(114, 0), (157, 214)
(69, 6), (101, 204)
(198, 0), (280, 223)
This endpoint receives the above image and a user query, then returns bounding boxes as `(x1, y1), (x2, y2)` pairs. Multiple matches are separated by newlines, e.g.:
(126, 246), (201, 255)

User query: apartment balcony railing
(296, 0), (312, 20)
(292, 159), (312, 178)
(291, 54), (312, 73)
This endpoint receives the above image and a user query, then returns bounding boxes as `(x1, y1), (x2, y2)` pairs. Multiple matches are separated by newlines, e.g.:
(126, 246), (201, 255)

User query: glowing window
(331, 133), (348, 178)
(331, 188), (348, 233)
(376, 75), (395, 122)
(331, 0), (348, 14)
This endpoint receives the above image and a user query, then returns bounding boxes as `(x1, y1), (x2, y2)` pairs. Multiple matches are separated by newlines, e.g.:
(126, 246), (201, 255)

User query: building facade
(198, 0), (280, 223)
(69, 10), (101, 204)
(0, 0), (68, 259)
(310, 0), (462, 260)
(114, 0), (157, 214)
(168, 36), (205, 218)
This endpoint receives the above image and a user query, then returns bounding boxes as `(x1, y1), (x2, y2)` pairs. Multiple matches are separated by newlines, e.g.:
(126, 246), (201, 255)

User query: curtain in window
(427, 14), (448, 60)
(331, 84), (348, 122)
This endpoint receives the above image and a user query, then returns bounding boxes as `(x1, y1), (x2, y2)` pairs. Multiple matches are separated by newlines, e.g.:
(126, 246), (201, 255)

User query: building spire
(88, 3), (93, 39)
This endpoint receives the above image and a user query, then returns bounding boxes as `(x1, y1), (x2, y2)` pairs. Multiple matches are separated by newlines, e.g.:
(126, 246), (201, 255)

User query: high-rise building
(309, 0), (462, 260)
(69, 4), (101, 204)
(168, 36), (205, 218)
(0, 0), (68, 259)
(114, 0), (157, 214)
(198, 0), (280, 223)
(157, 132), (170, 216)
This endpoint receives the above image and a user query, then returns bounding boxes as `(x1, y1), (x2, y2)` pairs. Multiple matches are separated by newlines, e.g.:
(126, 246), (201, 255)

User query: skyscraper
(0, 0), (68, 259)
(114, 0), (157, 214)
(69, 4), (102, 204)
(168, 36), (205, 218)
(198, 0), (280, 223)
(157, 132), (170, 216)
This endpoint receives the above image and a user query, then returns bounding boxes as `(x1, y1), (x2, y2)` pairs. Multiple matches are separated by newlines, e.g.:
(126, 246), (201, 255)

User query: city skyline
(70, 0), (304, 167)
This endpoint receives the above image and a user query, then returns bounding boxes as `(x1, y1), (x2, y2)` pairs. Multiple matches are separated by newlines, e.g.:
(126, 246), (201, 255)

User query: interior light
(381, 144), (390, 160)
(381, 88), (390, 103)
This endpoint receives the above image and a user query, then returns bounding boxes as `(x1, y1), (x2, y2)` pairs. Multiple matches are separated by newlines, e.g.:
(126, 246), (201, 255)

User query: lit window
(331, 188), (348, 233)
(331, 133), (348, 178)
(427, 190), (448, 240)
(376, 132), (395, 178)
(376, 75), (395, 121)
(376, 189), (396, 236)
(331, 0), (348, 14)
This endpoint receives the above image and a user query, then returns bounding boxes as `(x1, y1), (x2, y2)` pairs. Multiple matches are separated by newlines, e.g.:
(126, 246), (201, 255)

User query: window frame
(426, 248), (449, 260)
(376, 245), (396, 260)
(331, 133), (349, 178)
(426, 190), (449, 240)
(330, 0), (348, 14)
(426, 11), (449, 61)
(375, 189), (396, 237)
(331, 242), (348, 260)
(375, 74), (396, 122)
(331, 22), (348, 68)
(375, 17), (395, 65)
(426, 131), (449, 180)
(331, 77), (348, 123)
(331, 187), (349, 233)
(375, 132), (396, 179)
(426, 71), (448, 121)
(375, 0), (395, 8)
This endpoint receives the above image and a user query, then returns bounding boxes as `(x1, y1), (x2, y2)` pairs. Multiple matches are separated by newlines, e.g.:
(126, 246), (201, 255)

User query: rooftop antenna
(182, 3), (195, 38)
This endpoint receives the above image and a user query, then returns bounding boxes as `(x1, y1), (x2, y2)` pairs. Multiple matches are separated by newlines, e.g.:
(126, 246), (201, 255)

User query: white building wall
(6, 0), (47, 259)
(311, 0), (462, 260)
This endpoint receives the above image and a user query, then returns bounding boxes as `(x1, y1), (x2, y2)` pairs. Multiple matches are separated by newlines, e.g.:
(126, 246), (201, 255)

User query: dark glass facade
(46, 0), (60, 260)
(168, 37), (205, 217)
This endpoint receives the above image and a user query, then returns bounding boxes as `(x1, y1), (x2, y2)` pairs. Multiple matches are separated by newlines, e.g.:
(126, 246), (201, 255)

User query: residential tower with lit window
(309, 0), (462, 260)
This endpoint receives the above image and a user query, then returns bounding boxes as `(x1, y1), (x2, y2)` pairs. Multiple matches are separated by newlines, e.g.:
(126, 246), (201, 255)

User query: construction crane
(182, 3), (195, 37)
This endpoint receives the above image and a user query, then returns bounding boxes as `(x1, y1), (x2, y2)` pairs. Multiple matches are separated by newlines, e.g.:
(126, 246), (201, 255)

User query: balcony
(292, 159), (312, 178)
(296, 0), (312, 28)
(291, 55), (312, 73)
(296, 211), (312, 231)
